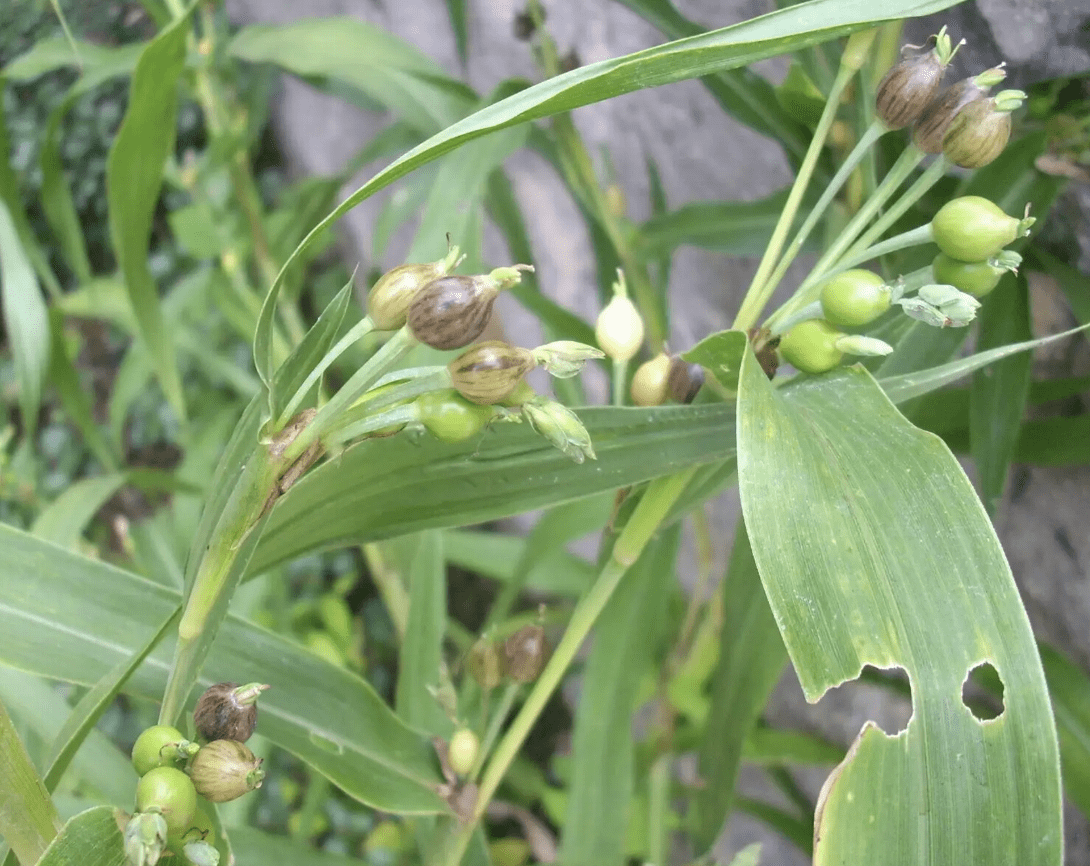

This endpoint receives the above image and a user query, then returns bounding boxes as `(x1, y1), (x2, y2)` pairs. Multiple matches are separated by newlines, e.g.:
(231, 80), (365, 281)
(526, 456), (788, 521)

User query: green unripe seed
(448, 728), (480, 777)
(132, 725), (188, 776)
(417, 389), (495, 442)
(778, 319), (844, 374)
(820, 269), (892, 327)
(931, 196), (1021, 262)
(135, 766), (198, 835)
(931, 253), (1004, 297)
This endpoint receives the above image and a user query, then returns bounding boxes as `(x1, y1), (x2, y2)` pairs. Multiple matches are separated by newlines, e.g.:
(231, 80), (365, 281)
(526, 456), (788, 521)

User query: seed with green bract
(447, 729), (480, 777)
(132, 724), (190, 776)
(367, 247), (463, 330)
(819, 269), (892, 328)
(876, 47), (947, 129)
(932, 253), (1005, 297)
(135, 766), (197, 834)
(931, 196), (1024, 262)
(941, 90), (1023, 169)
(912, 66), (1005, 153)
(416, 389), (497, 442)
(408, 265), (532, 351)
(188, 740), (265, 803)
(193, 681), (269, 743)
(778, 319), (844, 374)
(448, 341), (537, 405)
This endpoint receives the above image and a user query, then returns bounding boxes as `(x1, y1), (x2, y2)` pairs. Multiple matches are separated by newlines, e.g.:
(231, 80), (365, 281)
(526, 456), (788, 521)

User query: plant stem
(469, 683), (520, 780)
(283, 326), (419, 464)
(841, 157), (947, 263)
(442, 468), (698, 865)
(750, 120), (887, 318)
(276, 315), (378, 427)
(734, 63), (861, 331)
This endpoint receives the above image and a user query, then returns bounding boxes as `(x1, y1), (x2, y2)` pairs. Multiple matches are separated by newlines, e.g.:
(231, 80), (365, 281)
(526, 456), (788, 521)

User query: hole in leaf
(962, 661), (1004, 721)
(807, 664), (913, 737)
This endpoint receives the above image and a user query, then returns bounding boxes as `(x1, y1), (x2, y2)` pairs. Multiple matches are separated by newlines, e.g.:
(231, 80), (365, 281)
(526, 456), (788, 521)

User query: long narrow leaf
(693, 518), (787, 851)
(250, 403), (737, 574)
(105, 8), (195, 418)
(0, 199), (50, 438)
(0, 696), (60, 864)
(0, 524), (447, 814)
(32, 806), (125, 866)
(737, 350), (1061, 864)
(560, 525), (677, 866)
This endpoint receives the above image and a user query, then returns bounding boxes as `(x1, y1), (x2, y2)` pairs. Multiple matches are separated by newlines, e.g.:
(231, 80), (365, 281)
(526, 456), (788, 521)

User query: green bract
(131, 725), (188, 776)
(931, 253), (1005, 297)
(135, 766), (198, 835)
(931, 196), (1023, 262)
(779, 319), (844, 374)
(819, 269), (892, 327)
(417, 389), (496, 442)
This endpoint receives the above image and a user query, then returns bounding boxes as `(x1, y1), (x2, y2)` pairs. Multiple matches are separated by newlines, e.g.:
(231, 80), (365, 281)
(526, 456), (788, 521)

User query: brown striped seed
(448, 341), (537, 405)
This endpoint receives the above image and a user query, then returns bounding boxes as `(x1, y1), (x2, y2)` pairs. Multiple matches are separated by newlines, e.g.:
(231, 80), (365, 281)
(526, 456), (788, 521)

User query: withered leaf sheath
(666, 356), (704, 404)
(876, 50), (947, 129)
(193, 682), (269, 743)
(188, 740), (265, 803)
(448, 341), (537, 405)
(913, 66), (1006, 153)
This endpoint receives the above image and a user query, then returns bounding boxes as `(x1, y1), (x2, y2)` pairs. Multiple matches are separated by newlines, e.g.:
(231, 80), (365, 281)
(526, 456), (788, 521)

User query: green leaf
(444, 530), (595, 596)
(396, 531), (453, 736)
(735, 796), (813, 854)
(0, 695), (60, 864)
(0, 669), (135, 806)
(251, 403), (736, 573)
(445, 0), (470, 65)
(970, 275), (1032, 515)
(49, 312), (119, 470)
(230, 825), (360, 866)
(736, 350), (1061, 864)
(34, 806), (126, 866)
(684, 329), (749, 391)
(106, 8), (195, 420)
(693, 519), (787, 851)
(253, 0), (962, 385)
(31, 474), (127, 549)
(3, 38), (144, 82)
(407, 85), (530, 269)
(1039, 644), (1090, 821)
(484, 168), (596, 346)
(560, 526), (677, 866)
(0, 524), (447, 814)
(743, 726), (844, 766)
(228, 18), (476, 135)
(0, 198), (50, 439)
(42, 609), (178, 796)
(877, 322), (1090, 405)
(1013, 417), (1090, 466)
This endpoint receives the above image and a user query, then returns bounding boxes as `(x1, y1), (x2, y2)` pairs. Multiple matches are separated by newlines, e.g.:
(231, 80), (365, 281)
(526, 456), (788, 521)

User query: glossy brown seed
(876, 52), (946, 130)
(448, 341), (537, 405)
(504, 624), (549, 683)
(941, 97), (1013, 169)
(666, 356), (704, 404)
(408, 276), (498, 351)
(193, 682), (268, 743)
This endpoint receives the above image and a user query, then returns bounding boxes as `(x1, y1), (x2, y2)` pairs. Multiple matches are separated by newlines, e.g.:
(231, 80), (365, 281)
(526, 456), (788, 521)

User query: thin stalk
(276, 315), (378, 427)
(823, 224), (934, 277)
(283, 326), (419, 464)
(325, 403), (420, 447)
(611, 359), (627, 406)
(753, 120), (887, 312)
(646, 754), (672, 866)
(442, 468), (698, 865)
(469, 683), (520, 781)
(734, 63), (861, 331)
(363, 543), (411, 641)
(803, 144), (926, 286)
(842, 157), (947, 262)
